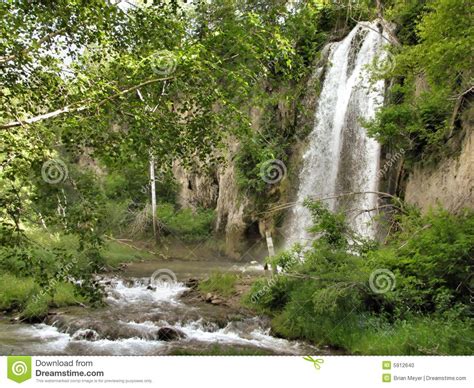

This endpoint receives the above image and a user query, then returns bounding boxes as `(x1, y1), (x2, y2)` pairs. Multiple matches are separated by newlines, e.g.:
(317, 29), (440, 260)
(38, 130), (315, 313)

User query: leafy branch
(0, 27), (68, 64)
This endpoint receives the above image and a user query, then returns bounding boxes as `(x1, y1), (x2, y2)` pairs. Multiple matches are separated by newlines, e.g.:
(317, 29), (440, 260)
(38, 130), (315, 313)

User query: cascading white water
(286, 21), (390, 246)
(0, 276), (317, 356)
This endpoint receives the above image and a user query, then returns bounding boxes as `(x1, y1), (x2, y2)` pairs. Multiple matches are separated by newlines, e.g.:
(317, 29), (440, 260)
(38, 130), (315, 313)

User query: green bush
(198, 272), (239, 297)
(22, 295), (50, 320)
(367, 208), (473, 316)
(102, 200), (132, 235)
(0, 272), (86, 319)
(352, 316), (473, 355)
(157, 203), (215, 242)
(53, 282), (86, 307)
(0, 273), (38, 312)
(247, 201), (474, 355)
(366, 0), (473, 162)
(0, 228), (107, 313)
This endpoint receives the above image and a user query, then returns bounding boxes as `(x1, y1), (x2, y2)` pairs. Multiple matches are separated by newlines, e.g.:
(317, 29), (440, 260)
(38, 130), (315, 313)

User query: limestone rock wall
(172, 162), (219, 210)
(405, 128), (473, 213)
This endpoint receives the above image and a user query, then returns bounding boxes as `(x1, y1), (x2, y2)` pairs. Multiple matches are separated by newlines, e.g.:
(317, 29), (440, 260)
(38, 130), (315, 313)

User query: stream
(0, 259), (322, 356)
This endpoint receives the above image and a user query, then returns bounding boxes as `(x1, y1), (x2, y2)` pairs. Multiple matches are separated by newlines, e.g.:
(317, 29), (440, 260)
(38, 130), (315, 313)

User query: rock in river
(156, 327), (187, 341)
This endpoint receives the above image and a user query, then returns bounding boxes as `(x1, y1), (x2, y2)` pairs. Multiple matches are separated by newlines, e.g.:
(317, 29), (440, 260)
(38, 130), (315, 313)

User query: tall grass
(0, 273), (86, 320)
(198, 273), (239, 297)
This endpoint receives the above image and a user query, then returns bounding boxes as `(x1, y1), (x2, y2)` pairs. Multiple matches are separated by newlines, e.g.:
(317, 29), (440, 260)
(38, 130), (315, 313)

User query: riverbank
(0, 258), (324, 356)
(0, 229), (240, 322)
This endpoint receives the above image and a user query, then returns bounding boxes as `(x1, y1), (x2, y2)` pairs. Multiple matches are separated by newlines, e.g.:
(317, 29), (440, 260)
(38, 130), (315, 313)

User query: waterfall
(286, 21), (390, 246)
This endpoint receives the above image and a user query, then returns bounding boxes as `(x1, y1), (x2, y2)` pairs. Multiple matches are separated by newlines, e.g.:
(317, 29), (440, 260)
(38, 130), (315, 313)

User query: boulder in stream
(156, 327), (187, 341)
(72, 329), (100, 341)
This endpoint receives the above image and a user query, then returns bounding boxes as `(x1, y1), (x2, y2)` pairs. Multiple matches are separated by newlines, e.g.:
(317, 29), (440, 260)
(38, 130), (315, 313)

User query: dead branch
(104, 234), (168, 259)
(397, 223), (432, 250)
(261, 191), (404, 215)
(0, 77), (174, 129)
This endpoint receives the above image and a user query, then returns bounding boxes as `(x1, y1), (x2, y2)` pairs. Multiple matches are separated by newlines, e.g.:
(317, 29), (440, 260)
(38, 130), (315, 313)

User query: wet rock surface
(156, 327), (186, 341)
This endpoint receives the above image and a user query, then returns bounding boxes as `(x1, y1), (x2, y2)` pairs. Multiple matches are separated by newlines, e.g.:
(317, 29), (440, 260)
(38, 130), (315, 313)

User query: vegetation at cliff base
(247, 203), (473, 355)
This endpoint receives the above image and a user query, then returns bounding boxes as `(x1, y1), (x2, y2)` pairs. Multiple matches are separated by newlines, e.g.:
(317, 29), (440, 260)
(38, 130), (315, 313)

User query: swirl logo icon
(372, 49), (396, 77)
(41, 158), (68, 184)
(369, 269), (396, 294)
(7, 356), (32, 383)
(260, 159), (287, 184)
(150, 268), (177, 288)
(150, 50), (177, 76)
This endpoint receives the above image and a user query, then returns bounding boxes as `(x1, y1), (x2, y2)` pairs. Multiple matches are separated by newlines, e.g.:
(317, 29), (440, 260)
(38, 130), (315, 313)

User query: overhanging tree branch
(0, 76), (174, 129)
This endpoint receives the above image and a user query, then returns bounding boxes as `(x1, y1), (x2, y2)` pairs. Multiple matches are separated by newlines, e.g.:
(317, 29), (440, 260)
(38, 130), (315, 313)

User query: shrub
(0, 273), (86, 319)
(365, 0), (473, 162)
(157, 203), (215, 242)
(22, 295), (49, 320)
(0, 273), (38, 312)
(247, 201), (474, 355)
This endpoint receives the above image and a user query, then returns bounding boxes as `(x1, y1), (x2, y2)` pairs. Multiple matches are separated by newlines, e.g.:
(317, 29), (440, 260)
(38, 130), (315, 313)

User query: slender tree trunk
(265, 230), (277, 274)
(149, 155), (158, 241)
(376, 0), (383, 19)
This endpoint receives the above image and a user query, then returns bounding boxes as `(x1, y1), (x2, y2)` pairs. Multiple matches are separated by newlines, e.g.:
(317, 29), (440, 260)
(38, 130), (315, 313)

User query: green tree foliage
(366, 0), (473, 162)
(1, 0), (325, 309)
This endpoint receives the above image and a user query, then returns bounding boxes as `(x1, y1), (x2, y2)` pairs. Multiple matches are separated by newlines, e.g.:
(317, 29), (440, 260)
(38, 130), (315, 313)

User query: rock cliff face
(214, 140), (251, 258)
(404, 109), (473, 213)
(172, 138), (258, 259)
(172, 162), (219, 210)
